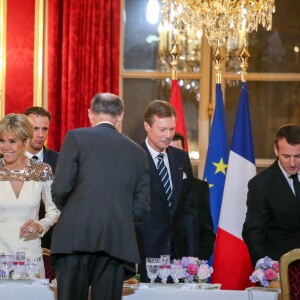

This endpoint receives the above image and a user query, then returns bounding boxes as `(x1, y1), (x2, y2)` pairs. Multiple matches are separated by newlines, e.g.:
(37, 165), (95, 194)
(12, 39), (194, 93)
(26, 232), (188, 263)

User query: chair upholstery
(42, 248), (56, 282)
(280, 248), (300, 300)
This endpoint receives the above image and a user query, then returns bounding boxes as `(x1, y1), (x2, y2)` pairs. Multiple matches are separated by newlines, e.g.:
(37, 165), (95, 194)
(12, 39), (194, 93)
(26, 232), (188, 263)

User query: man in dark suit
(136, 100), (198, 282)
(243, 124), (300, 266)
(24, 107), (59, 246)
(171, 133), (215, 260)
(24, 106), (59, 280)
(51, 93), (150, 300)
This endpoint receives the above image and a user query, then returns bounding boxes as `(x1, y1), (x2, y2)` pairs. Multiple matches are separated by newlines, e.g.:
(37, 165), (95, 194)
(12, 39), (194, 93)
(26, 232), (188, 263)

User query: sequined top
(0, 158), (54, 182)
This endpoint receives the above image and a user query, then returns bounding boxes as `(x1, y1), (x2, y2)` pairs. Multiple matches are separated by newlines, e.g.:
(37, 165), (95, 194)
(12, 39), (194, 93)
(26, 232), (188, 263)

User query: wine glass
(2, 254), (14, 279)
(26, 257), (40, 279)
(158, 255), (171, 284)
(146, 258), (160, 283)
(170, 260), (183, 283)
(13, 251), (26, 279)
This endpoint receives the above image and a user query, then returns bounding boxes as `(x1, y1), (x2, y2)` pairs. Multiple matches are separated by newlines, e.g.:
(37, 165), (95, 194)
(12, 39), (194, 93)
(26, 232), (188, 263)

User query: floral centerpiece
(249, 256), (280, 288)
(178, 256), (213, 283)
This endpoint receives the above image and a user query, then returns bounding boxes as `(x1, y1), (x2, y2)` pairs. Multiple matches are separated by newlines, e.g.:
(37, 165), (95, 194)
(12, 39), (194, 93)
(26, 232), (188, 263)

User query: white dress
(0, 158), (60, 277)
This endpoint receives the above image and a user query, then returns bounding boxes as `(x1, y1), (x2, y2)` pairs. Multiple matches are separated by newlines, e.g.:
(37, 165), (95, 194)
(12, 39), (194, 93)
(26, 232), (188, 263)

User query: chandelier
(161, 0), (276, 46)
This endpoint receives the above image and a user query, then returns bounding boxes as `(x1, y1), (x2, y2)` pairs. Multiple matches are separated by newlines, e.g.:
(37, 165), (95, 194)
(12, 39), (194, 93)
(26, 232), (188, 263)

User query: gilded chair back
(280, 248), (300, 300)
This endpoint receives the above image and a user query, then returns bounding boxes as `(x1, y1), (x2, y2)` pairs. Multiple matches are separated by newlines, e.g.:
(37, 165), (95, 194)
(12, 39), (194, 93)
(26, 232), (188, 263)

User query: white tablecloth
(0, 282), (280, 300)
(122, 284), (280, 300)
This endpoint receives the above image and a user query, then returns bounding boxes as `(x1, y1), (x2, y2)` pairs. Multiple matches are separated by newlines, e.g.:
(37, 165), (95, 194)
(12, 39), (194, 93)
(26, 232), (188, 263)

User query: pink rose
(272, 262), (279, 273)
(265, 268), (277, 281)
(197, 264), (213, 280)
(187, 263), (198, 275)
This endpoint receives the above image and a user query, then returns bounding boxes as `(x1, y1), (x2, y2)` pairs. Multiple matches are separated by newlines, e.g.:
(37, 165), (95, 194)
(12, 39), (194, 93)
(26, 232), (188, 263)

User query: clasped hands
(20, 219), (43, 237)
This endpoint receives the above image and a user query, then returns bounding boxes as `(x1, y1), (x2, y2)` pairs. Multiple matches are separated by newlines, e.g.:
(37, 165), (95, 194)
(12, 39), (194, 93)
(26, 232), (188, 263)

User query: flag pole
(239, 38), (251, 83)
(212, 40), (224, 84)
(170, 39), (180, 80)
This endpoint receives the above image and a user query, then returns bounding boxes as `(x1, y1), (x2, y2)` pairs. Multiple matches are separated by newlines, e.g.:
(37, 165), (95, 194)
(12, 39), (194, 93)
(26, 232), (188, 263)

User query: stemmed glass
(170, 260), (183, 283)
(26, 257), (40, 279)
(158, 255), (171, 284)
(2, 254), (14, 279)
(146, 258), (160, 283)
(13, 252), (26, 279)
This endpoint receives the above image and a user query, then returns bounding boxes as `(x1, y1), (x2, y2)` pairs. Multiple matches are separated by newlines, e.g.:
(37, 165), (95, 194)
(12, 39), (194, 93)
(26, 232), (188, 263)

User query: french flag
(211, 82), (256, 290)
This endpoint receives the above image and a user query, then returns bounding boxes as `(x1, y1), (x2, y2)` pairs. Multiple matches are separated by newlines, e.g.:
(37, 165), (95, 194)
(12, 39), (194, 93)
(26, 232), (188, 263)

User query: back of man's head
(91, 93), (124, 116)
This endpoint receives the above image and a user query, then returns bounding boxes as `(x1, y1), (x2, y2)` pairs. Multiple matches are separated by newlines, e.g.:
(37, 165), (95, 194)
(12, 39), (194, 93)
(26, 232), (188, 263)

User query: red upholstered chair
(280, 249), (300, 300)
(42, 248), (56, 282)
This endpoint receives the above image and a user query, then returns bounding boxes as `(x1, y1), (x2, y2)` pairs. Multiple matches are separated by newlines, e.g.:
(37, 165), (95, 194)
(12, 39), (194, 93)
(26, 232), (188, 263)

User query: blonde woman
(0, 113), (60, 278)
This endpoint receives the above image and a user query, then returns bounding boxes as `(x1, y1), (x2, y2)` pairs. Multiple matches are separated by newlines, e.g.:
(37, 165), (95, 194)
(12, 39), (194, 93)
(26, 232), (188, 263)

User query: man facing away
(243, 124), (300, 266)
(24, 106), (59, 280)
(170, 132), (215, 261)
(136, 100), (198, 282)
(51, 93), (150, 300)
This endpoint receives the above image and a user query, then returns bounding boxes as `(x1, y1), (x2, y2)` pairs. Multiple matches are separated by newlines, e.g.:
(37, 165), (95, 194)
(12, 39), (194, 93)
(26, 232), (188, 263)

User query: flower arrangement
(249, 256), (280, 287)
(179, 257), (213, 282)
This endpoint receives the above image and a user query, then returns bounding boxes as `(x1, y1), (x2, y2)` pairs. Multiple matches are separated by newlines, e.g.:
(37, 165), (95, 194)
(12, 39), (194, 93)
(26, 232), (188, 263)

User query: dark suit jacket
(136, 143), (198, 280)
(242, 160), (300, 266)
(51, 123), (150, 266)
(193, 177), (215, 260)
(40, 146), (59, 249)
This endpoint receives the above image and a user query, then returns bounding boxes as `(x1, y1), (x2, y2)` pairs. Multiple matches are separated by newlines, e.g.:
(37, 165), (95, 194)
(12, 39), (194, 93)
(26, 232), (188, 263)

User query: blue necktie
(290, 174), (300, 200)
(157, 153), (172, 207)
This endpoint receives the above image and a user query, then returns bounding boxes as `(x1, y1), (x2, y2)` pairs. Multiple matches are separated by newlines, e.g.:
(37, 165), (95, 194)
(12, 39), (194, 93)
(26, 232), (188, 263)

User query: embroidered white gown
(0, 158), (60, 278)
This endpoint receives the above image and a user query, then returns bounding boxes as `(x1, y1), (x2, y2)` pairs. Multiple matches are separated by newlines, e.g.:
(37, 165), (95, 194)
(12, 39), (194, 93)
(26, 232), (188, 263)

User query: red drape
(170, 80), (189, 151)
(47, 0), (120, 151)
(5, 0), (35, 114)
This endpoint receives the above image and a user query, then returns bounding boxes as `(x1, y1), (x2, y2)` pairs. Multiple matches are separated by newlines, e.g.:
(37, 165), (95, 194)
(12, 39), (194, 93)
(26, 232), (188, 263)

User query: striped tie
(157, 153), (172, 207)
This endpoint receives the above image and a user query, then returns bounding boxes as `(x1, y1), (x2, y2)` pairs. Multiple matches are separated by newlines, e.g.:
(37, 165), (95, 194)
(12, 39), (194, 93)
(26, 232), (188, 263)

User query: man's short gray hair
(91, 93), (124, 117)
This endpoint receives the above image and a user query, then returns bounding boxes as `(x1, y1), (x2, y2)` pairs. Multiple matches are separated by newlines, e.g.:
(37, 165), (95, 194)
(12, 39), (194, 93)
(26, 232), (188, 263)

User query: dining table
(0, 280), (281, 300)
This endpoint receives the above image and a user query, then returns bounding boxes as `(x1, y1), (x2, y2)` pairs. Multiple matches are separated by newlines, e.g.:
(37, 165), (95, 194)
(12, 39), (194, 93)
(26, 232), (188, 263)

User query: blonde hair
(0, 113), (33, 141)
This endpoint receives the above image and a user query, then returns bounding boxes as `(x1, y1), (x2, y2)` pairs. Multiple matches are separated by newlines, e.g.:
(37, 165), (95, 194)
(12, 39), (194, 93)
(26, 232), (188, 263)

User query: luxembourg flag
(211, 82), (256, 290)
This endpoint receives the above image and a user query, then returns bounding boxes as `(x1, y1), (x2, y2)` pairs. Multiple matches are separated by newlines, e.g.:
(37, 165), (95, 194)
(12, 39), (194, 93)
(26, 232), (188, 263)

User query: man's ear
(88, 109), (94, 123)
(274, 145), (279, 157)
(144, 121), (150, 132)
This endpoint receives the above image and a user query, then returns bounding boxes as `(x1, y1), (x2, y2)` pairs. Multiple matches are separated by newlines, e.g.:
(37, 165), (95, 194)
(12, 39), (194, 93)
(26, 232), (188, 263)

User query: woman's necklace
(3, 157), (29, 174)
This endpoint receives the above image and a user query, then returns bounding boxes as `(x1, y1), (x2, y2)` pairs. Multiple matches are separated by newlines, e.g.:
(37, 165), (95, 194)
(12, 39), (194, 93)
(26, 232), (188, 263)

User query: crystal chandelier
(161, 0), (276, 46)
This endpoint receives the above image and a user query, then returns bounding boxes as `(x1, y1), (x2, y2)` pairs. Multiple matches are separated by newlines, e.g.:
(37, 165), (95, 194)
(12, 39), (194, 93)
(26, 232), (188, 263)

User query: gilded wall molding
(34, 0), (45, 107)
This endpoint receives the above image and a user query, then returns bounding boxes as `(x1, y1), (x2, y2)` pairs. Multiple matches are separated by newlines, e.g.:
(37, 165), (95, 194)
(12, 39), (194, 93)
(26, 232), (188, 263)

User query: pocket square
(183, 172), (187, 179)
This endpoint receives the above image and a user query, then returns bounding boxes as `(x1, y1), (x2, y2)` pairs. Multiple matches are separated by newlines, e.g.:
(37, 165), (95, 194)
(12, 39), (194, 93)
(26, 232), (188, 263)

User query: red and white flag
(211, 82), (255, 290)
(170, 79), (188, 151)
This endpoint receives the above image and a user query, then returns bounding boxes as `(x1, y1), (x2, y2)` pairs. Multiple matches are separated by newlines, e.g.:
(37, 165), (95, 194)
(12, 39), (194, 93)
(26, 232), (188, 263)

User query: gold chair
(42, 248), (56, 281)
(279, 248), (300, 300)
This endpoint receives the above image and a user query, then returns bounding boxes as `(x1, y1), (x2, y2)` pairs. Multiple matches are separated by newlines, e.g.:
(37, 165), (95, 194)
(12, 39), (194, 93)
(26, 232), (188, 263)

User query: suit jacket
(51, 123), (150, 265)
(136, 143), (198, 277)
(39, 146), (59, 249)
(193, 177), (215, 260)
(242, 160), (300, 266)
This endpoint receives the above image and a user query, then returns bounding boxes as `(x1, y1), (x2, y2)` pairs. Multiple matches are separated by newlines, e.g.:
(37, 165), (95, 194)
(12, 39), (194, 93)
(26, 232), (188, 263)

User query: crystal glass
(12, 252), (26, 279)
(159, 255), (171, 284)
(26, 257), (40, 279)
(1, 254), (14, 279)
(170, 261), (183, 283)
(146, 258), (160, 283)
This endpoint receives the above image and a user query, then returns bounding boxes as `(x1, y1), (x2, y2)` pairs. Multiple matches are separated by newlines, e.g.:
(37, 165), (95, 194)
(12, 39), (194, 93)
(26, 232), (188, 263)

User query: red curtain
(47, 0), (120, 151)
(5, 0), (35, 114)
